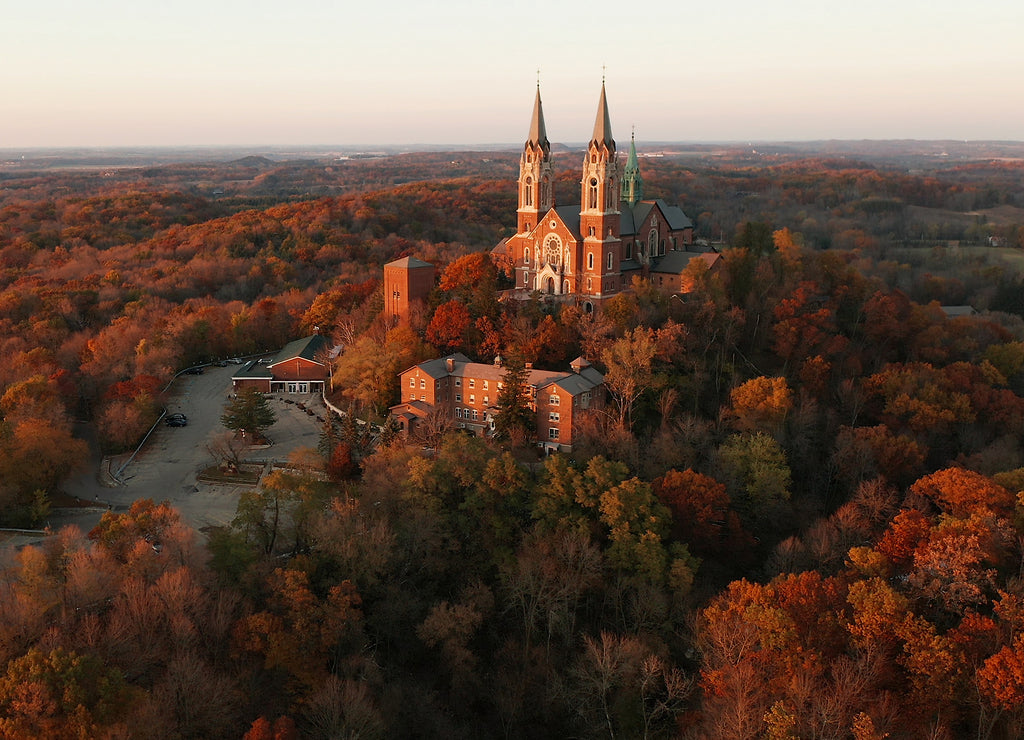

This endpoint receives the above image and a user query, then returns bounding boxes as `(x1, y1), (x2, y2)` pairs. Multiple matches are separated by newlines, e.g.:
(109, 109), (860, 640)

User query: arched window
(524, 247), (530, 264)
(648, 229), (658, 256)
(563, 279), (570, 293)
(524, 176), (533, 207)
(541, 176), (550, 205)
(588, 178), (598, 210)
(587, 252), (594, 270)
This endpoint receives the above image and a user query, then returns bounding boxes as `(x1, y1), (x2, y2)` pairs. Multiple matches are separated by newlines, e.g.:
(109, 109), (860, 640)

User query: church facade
(495, 82), (707, 310)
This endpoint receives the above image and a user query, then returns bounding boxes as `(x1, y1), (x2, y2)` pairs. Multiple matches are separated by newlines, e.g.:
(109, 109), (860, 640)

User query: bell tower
(579, 80), (621, 298)
(621, 130), (644, 207)
(517, 83), (553, 235)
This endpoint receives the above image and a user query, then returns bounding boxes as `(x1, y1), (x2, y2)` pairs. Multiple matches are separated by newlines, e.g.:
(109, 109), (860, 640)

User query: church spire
(621, 129), (643, 206)
(527, 83), (549, 154)
(590, 79), (614, 151)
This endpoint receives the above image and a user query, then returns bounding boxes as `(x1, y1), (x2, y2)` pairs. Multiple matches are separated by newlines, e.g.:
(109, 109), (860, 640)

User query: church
(493, 82), (716, 310)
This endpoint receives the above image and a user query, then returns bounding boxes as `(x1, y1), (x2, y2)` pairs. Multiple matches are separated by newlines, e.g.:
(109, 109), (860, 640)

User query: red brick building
(231, 334), (330, 394)
(384, 256), (435, 324)
(494, 81), (717, 310)
(390, 354), (604, 452)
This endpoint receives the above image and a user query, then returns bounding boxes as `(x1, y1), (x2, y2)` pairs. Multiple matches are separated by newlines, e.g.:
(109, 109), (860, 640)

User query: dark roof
(402, 353), (603, 397)
(232, 360), (273, 380)
(385, 256), (433, 270)
(656, 199), (693, 230)
(270, 334), (329, 368)
(651, 251), (722, 275)
(552, 206), (582, 240)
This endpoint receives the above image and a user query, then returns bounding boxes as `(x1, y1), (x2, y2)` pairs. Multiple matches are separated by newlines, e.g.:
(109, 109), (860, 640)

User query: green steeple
(621, 130), (643, 206)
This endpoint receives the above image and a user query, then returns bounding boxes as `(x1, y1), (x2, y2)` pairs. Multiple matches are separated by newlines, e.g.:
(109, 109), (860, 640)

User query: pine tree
(221, 388), (277, 443)
(492, 356), (535, 445)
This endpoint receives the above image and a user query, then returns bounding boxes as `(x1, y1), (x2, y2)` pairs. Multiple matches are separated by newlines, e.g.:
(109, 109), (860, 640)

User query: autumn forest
(3, 144), (1024, 738)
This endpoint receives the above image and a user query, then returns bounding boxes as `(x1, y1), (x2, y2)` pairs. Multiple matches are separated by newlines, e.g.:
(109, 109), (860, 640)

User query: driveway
(48, 365), (328, 538)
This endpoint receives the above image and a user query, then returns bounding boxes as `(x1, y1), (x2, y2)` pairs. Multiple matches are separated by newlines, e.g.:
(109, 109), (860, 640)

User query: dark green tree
(491, 356), (535, 445)
(220, 388), (277, 443)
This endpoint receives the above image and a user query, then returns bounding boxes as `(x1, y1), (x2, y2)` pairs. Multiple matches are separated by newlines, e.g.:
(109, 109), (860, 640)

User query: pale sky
(3, 0), (1022, 147)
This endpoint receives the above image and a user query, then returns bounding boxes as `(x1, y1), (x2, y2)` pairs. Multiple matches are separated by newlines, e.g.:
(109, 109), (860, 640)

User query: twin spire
(527, 78), (616, 152)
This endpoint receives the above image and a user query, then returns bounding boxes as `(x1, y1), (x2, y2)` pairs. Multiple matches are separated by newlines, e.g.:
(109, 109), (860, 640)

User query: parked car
(183, 367), (204, 375)
(165, 413), (188, 427)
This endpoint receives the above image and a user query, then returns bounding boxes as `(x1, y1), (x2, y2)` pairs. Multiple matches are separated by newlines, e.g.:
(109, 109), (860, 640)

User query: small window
(548, 427), (559, 440)
(471, 409), (479, 421)
(549, 412), (560, 422)
(420, 395), (426, 401)
(409, 378), (415, 388)
(455, 408), (462, 418)
(483, 396), (489, 405)
(455, 378), (462, 387)
(587, 253), (594, 270)
(469, 395), (475, 404)
(455, 394), (462, 403)
(497, 382), (504, 390)
(469, 379), (475, 388)
(607, 252), (613, 270)
(550, 394), (559, 406)
(420, 379), (425, 389)
(588, 226), (595, 237)
(483, 380), (489, 390)
(524, 247), (530, 263)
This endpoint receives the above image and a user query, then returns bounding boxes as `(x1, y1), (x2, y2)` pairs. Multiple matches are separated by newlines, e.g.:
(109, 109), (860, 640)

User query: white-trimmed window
(455, 408), (462, 419)
(587, 253), (594, 270)
(420, 379), (426, 389)
(409, 378), (415, 388)
(607, 252), (613, 270)
(469, 379), (475, 388)
(455, 394), (462, 403)
(550, 394), (559, 406)
(549, 412), (560, 422)
(548, 427), (559, 440)
(471, 409), (479, 421)
(483, 396), (489, 405)
(469, 395), (475, 404)
(483, 380), (489, 390)
(455, 378), (461, 387)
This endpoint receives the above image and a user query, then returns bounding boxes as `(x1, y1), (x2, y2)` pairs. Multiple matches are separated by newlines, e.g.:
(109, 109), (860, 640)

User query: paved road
(40, 364), (328, 541)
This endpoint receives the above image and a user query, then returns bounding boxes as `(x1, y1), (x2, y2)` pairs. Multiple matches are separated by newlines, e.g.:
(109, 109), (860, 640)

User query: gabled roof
(269, 334), (329, 368)
(400, 354), (603, 398)
(552, 206), (582, 240)
(621, 200), (693, 237)
(385, 256), (433, 270)
(651, 250), (722, 275)
(232, 360), (274, 380)
(656, 200), (693, 230)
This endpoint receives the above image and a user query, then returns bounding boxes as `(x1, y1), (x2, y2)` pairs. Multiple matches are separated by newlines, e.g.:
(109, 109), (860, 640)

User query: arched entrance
(546, 277), (555, 295)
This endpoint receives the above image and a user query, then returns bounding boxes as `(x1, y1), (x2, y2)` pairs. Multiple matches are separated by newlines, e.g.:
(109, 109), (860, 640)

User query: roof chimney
(525, 362), (532, 370)
(445, 357), (455, 373)
(494, 354), (503, 367)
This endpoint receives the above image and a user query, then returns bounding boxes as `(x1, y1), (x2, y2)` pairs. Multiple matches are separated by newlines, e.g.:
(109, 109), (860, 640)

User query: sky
(3, 0), (1023, 147)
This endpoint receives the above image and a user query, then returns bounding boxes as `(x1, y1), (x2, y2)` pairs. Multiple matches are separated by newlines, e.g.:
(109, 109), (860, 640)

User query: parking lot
(49, 364), (328, 537)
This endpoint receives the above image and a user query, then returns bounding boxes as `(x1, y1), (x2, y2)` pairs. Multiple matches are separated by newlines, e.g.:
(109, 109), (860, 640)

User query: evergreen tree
(492, 356), (535, 445)
(221, 388), (277, 443)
